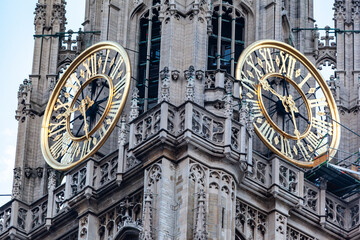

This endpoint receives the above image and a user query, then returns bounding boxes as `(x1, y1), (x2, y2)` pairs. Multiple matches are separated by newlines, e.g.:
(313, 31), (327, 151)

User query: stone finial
(129, 87), (139, 122)
(224, 79), (233, 118)
(194, 188), (208, 240)
(140, 189), (154, 239)
(246, 102), (254, 136)
(48, 169), (57, 191)
(184, 66), (195, 101)
(159, 66), (170, 102)
(321, 26), (334, 47)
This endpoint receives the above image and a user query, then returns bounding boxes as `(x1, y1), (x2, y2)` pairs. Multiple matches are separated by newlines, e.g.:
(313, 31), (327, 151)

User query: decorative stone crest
(184, 65), (195, 101)
(147, 164), (162, 188)
(159, 66), (170, 102)
(334, 0), (346, 21)
(129, 87), (140, 122)
(189, 163), (206, 188)
(34, 3), (46, 26)
(51, 3), (67, 27)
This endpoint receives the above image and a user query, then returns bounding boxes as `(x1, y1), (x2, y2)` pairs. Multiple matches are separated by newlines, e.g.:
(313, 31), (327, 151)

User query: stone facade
(1, 0), (360, 240)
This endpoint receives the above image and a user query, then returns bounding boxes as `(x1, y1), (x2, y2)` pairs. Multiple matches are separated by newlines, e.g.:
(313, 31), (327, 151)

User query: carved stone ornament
(25, 167), (32, 178)
(12, 167), (22, 199)
(275, 212), (287, 235)
(36, 167), (44, 178)
(129, 87), (140, 122)
(195, 70), (204, 81)
(118, 116), (127, 145)
(171, 70), (180, 81)
(48, 169), (57, 190)
(184, 66), (195, 101)
(159, 66), (170, 102)
(79, 215), (88, 239)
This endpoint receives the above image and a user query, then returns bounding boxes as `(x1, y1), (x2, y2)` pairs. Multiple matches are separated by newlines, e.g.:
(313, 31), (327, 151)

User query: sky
(0, 1), (85, 206)
(0, 1), (334, 206)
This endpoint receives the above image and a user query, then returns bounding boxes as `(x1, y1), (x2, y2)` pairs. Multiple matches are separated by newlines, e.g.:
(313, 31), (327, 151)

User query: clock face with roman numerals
(236, 40), (340, 168)
(41, 41), (131, 171)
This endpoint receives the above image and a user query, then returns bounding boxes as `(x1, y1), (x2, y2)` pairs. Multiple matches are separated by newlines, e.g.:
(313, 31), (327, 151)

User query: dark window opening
(207, 6), (245, 76)
(137, 13), (161, 113)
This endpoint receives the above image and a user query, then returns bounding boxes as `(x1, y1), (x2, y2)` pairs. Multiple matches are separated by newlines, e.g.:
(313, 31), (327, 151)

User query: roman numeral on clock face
(258, 121), (275, 144)
(280, 135), (293, 158)
(258, 48), (275, 74)
(312, 118), (333, 135)
(113, 74), (126, 99)
(245, 55), (264, 80)
(279, 51), (297, 79)
(308, 98), (327, 109)
(110, 56), (124, 80)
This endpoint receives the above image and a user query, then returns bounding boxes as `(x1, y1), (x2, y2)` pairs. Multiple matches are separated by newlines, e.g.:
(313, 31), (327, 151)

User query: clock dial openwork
(41, 41), (131, 171)
(236, 40), (340, 168)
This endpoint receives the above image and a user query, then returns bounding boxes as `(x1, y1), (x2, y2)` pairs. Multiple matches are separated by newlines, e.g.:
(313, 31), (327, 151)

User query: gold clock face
(236, 40), (340, 168)
(41, 41), (131, 171)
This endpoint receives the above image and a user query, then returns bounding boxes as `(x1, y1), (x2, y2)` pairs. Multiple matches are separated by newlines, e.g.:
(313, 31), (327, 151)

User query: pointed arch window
(137, 2), (161, 113)
(208, 2), (245, 76)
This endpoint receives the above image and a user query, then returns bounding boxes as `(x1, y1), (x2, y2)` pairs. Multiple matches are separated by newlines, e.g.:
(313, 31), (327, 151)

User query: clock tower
(2, 1), (360, 240)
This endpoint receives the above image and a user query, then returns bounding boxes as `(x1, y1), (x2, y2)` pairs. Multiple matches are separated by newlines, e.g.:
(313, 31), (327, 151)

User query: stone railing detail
(303, 181), (319, 214)
(247, 155), (270, 187)
(31, 198), (47, 230)
(278, 163), (299, 195)
(17, 207), (27, 231)
(133, 108), (161, 146)
(54, 184), (65, 215)
(70, 166), (87, 196)
(192, 107), (225, 144)
(326, 195), (346, 228)
(350, 203), (359, 229)
(99, 156), (118, 186)
(286, 225), (316, 240)
(0, 205), (11, 233)
(235, 199), (267, 240)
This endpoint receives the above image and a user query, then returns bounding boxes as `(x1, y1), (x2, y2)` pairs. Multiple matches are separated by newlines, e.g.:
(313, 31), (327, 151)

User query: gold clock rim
(40, 41), (131, 171)
(235, 39), (341, 168)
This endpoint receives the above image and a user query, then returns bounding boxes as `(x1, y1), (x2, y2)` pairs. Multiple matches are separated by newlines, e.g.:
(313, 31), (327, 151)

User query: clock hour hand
(259, 78), (286, 102)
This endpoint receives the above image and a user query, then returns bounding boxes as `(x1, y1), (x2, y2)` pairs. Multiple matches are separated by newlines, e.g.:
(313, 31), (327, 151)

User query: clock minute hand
(80, 100), (90, 139)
